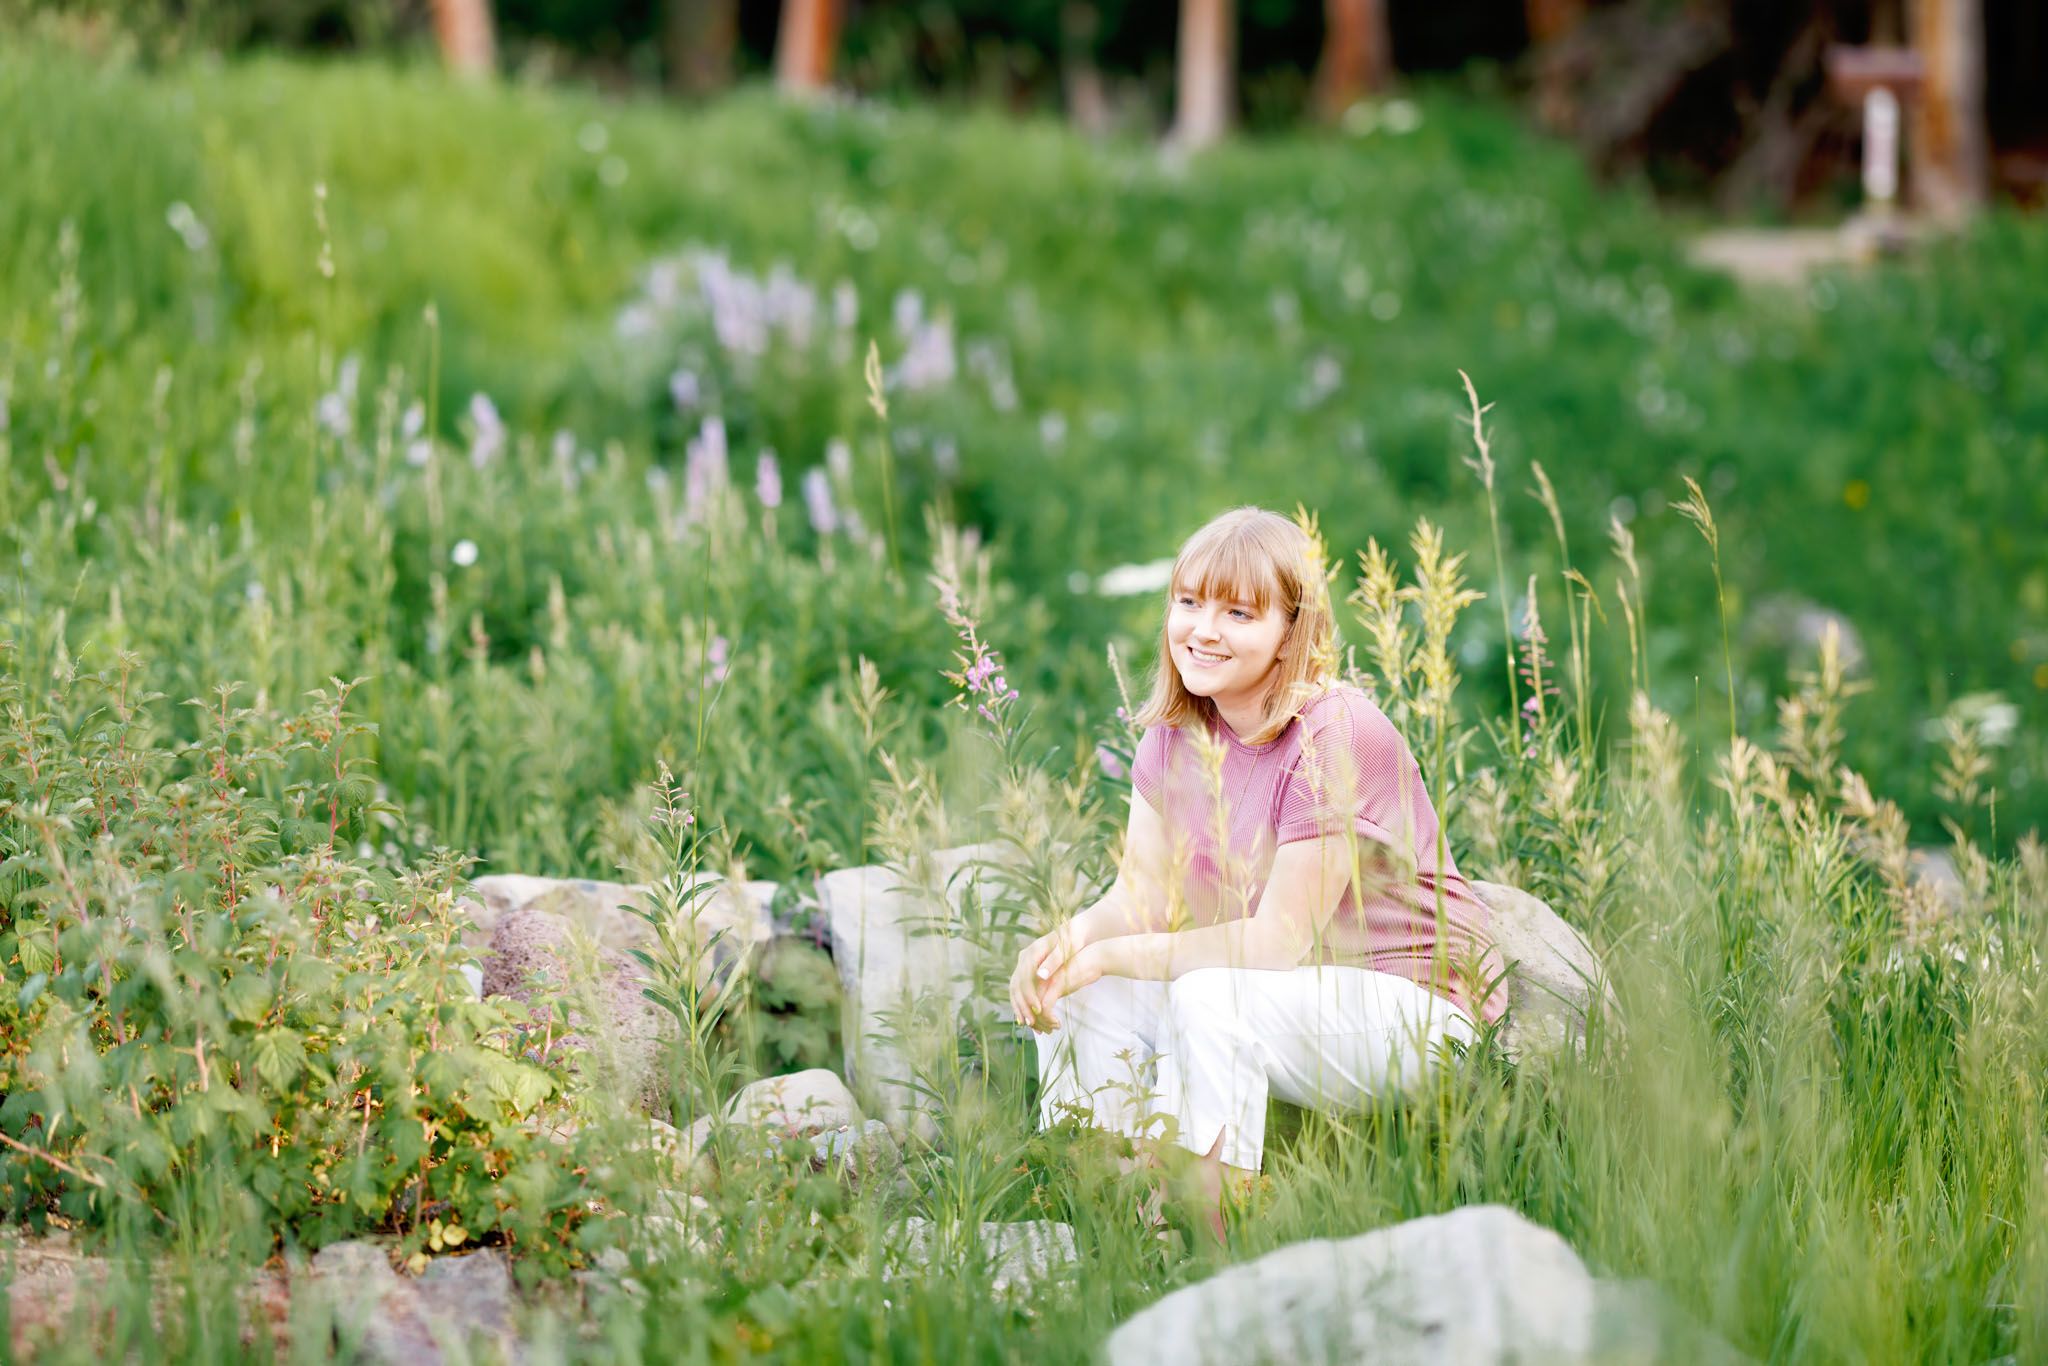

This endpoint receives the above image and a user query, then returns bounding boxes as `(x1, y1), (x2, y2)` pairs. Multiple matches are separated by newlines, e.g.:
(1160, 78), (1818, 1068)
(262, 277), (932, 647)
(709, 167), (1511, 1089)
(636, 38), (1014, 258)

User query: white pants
(1034, 966), (1476, 1171)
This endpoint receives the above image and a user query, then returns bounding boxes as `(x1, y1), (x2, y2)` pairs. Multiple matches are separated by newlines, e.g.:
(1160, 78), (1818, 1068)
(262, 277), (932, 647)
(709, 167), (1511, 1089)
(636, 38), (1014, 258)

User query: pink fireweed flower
(468, 392), (505, 468)
(802, 467), (838, 535)
(1096, 745), (1128, 780)
(755, 450), (783, 509)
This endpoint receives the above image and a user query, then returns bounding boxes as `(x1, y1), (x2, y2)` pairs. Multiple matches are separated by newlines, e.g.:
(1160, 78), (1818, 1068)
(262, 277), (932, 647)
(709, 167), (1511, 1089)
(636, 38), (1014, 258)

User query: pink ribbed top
(1132, 685), (1505, 1023)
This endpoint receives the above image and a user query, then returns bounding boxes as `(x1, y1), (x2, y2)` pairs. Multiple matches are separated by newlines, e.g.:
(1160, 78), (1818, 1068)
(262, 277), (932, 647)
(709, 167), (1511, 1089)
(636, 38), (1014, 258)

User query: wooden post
(667, 0), (738, 96)
(1910, 0), (1988, 221)
(776, 0), (844, 96)
(1314, 0), (1392, 121)
(430, 0), (495, 79)
(1524, 0), (1585, 45)
(1174, 0), (1236, 148)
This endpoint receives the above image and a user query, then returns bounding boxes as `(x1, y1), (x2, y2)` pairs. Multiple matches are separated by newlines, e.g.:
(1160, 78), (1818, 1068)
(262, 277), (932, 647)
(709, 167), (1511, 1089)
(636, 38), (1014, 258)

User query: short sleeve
(1274, 692), (1412, 849)
(1132, 726), (1169, 813)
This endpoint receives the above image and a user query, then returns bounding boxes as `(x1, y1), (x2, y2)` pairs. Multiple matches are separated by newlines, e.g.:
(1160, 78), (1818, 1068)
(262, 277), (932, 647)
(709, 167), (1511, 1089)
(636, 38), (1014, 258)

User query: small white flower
(405, 439), (433, 467)
(401, 401), (425, 440)
(826, 438), (853, 483)
(833, 280), (860, 330)
(1097, 559), (1175, 597)
(451, 539), (479, 568)
(615, 303), (658, 340)
(1039, 412), (1067, 448)
(316, 391), (351, 439)
(165, 201), (211, 252)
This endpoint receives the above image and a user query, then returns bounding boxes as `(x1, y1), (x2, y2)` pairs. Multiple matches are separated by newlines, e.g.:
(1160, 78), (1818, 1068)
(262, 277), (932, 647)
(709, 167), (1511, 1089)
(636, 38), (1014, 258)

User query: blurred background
(0, 0), (2042, 881)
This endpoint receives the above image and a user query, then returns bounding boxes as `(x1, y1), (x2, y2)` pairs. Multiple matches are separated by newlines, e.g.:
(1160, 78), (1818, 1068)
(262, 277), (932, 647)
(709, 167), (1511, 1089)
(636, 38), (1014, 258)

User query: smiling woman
(1008, 506), (1504, 1240)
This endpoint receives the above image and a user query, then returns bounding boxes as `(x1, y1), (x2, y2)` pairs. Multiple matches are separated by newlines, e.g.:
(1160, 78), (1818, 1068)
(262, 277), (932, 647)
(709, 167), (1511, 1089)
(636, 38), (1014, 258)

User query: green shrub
(0, 656), (606, 1270)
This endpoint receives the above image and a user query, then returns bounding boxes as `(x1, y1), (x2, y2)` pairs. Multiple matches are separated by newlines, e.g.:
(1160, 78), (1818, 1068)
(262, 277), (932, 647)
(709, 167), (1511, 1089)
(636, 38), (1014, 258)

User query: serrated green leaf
(223, 972), (272, 1024)
(250, 1027), (306, 1090)
(17, 933), (56, 977)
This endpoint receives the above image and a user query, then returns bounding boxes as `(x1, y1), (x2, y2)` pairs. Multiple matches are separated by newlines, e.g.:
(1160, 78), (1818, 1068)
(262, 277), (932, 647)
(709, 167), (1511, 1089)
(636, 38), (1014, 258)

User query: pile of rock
(460, 854), (1616, 1136)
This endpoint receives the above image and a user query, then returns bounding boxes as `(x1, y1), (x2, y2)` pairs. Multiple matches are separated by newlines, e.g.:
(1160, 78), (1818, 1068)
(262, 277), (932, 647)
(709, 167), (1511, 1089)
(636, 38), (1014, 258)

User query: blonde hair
(1133, 506), (1338, 746)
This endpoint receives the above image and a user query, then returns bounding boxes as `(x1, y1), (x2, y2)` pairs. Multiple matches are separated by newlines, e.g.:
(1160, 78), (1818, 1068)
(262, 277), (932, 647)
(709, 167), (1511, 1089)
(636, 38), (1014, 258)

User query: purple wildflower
(802, 467), (838, 535)
(755, 450), (784, 509)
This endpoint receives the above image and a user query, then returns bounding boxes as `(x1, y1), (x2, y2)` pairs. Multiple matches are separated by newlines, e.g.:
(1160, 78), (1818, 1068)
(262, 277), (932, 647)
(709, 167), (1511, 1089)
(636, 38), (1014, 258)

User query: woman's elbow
(1250, 921), (1315, 971)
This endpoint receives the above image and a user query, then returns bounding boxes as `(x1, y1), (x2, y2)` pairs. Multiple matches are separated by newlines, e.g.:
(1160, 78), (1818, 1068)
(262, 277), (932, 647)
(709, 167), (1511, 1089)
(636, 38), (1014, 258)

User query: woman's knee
(1165, 968), (1250, 1039)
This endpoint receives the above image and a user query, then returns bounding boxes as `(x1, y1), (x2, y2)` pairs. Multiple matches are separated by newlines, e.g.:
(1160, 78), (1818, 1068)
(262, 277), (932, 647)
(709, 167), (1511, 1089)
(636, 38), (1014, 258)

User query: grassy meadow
(1, 36), (2047, 1364)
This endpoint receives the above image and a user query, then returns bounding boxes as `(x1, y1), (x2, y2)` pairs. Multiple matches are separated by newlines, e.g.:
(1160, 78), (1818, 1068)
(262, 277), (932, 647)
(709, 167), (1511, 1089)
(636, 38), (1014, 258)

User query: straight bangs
(1173, 526), (1283, 617)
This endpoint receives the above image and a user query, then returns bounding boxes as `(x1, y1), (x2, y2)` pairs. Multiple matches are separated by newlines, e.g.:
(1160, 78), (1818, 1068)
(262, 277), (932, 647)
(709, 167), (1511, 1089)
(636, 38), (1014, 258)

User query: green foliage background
(1, 46), (2041, 879)
(1, 35), (2047, 1365)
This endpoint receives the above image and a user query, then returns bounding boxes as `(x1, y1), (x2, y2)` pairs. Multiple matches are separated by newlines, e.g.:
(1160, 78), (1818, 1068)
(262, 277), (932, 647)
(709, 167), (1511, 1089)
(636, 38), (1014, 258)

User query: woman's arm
(1009, 789), (1175, 1028)
(1029, 833), (1357, 1020)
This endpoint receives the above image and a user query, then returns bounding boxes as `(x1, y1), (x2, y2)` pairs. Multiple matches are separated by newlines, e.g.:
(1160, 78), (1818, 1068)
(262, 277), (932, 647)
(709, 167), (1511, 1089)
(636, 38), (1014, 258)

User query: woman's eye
(1229, 608), (1250, 620)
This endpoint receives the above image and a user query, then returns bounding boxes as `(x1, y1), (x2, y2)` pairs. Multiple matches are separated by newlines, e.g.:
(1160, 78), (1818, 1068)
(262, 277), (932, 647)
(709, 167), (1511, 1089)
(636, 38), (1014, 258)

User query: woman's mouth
(1184, 645), (1230, 668)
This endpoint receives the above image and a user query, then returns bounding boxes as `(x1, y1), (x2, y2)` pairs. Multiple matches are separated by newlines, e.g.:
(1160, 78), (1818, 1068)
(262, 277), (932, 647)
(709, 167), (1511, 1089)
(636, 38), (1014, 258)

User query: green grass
(1, 35), (2046, 1365)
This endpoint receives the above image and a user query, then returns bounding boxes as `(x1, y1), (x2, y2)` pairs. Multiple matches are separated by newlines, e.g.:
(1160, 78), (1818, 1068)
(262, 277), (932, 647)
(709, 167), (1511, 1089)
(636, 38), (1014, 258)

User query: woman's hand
(1010, 921), (1088, 1032)
(1034, 941), (1107, 1025)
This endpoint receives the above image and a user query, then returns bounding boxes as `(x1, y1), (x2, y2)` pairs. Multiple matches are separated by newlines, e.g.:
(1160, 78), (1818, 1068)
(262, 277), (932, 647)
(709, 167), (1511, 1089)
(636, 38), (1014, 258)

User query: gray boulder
(888, 1217), (1078, 1297)
(676, 1070), (897, 1183)
(818, 844), (1016, 1137)
(728, 1067), (864, 1134)
(482, 908), (669, 1105)
(1104, 1205), (1592, 1366)
(1471, 881), (1615, 1060)
(303, 1241), (522, 1366)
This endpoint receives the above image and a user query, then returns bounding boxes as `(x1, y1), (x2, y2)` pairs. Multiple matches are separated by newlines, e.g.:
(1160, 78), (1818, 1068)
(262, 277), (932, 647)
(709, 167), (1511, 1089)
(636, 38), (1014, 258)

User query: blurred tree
(1910, 0), (1987, 220)
(775, 0), (841, 93)
(1313, 0), (1390, 118)
(665, 0), (735, 94)
(1524, 0), (1582, 43)
(431, 0), (495, 75)
(1062, 1), (1113, 133)
(1175, 0), (1234, 146)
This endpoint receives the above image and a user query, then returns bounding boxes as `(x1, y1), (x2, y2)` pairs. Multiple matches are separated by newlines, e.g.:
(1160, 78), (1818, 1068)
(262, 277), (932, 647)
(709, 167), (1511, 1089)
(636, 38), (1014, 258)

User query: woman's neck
(1212, 689), (1269, 743)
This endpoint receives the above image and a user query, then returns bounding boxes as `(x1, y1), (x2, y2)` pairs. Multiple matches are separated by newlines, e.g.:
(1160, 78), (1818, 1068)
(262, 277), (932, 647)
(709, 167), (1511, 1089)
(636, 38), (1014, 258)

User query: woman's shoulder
(1288, 684), (1409, 760)
(1294, 683), (1393, 733)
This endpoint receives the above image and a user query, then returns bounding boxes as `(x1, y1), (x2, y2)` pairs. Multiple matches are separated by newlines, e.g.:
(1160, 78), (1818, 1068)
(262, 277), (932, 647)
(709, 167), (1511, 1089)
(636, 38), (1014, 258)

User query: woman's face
(1168, 580), (1289, 715)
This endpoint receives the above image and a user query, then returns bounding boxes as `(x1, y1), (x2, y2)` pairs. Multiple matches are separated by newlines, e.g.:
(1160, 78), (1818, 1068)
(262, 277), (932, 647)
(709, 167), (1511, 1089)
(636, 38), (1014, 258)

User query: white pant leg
(1158, 965), (1476, 1171)
(1035, 975), (1173, 1142)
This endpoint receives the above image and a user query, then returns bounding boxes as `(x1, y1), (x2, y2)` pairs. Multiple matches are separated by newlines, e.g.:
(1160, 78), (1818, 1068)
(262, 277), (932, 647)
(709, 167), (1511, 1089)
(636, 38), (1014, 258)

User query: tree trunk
(1315, 0), (1391, 121)
(1063, 2), (1113, 135)
(430, 0), (495, 78)
(775, 0), (844, 96)
(1174, 0), (1235, 148)
(1524, 0), (1585, 45)
(666, 0), (737, 97)
(1910, 0), (1988, 221)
